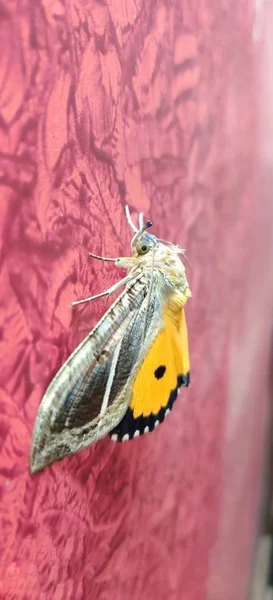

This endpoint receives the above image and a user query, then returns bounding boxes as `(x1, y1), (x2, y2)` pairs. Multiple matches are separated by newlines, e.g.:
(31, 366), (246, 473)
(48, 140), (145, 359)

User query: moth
(30, 206), (191, 474)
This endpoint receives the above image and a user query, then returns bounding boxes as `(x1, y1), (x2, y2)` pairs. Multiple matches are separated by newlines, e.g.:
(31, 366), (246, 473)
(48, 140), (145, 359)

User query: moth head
(131, 221), (158, 257)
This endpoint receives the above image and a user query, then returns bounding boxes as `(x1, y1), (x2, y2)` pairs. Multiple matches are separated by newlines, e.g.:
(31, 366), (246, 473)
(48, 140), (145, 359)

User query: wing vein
(99, 336), (123, 417)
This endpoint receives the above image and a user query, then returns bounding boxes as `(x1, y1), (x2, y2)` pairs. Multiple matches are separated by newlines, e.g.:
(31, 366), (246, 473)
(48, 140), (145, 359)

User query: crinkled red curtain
(1, 1), (273, 599)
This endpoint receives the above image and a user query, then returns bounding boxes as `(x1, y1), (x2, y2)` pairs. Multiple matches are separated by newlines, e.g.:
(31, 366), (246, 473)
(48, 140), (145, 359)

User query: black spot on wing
(110, 371), (190, 441)
(154, 365), (166, 379)
(179, 372), (190, 386)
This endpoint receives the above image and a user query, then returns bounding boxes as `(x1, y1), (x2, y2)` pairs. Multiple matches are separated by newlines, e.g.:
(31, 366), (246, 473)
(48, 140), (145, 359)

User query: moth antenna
(138, 211), (144, 229)
(181, 251), (192, 270)
(185, 257), (192, 270)
(139, 220), (152, 235)
(125, 205), (138, 233)
(158, 238), (176, 247)
(131, 219), (153, 248)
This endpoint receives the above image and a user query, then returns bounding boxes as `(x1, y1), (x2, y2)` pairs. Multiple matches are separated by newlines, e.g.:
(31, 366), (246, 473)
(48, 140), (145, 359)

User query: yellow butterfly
(30, 207), (191, 474)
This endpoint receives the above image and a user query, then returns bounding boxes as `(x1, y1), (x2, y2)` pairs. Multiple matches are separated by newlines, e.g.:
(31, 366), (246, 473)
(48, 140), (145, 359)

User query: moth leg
(88, 253), (117, 262)
(71, 273), (137, 307)
(88, 252), (138, 271)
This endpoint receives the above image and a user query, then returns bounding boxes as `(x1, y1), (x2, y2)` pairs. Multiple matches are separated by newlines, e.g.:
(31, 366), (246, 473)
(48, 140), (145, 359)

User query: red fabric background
(1, 1), (273, 599)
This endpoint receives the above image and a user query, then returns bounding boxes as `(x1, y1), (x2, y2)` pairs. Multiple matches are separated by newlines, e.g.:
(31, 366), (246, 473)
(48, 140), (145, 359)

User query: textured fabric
(1, 1), (273, 599)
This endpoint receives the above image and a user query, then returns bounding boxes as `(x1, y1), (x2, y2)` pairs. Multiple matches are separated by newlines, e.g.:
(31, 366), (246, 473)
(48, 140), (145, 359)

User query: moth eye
(136, 242), (150, 256)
